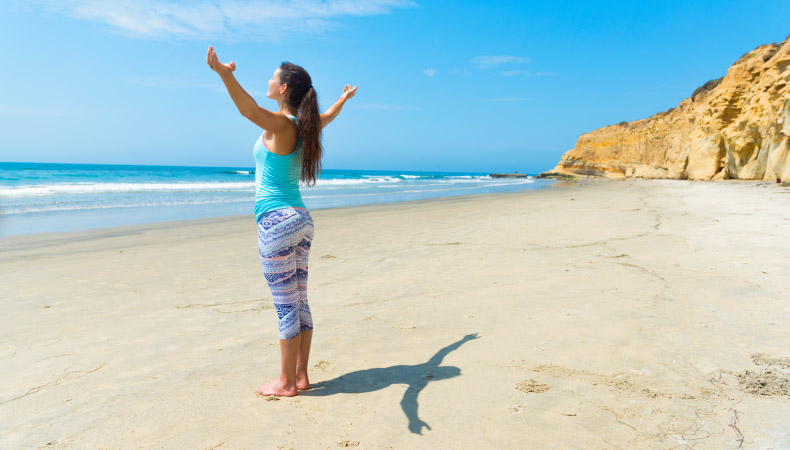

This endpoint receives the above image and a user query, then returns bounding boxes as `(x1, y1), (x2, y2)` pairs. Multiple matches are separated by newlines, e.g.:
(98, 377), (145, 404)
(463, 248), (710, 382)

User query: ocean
(0, 162), (554, 237)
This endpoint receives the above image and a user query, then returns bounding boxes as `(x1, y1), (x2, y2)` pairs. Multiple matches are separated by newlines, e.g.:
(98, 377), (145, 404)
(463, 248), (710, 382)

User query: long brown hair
(279, 62), (322, 186)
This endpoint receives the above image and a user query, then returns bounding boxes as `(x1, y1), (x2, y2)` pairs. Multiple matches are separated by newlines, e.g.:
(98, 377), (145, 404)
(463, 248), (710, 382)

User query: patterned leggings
(257, 207), (314, 340)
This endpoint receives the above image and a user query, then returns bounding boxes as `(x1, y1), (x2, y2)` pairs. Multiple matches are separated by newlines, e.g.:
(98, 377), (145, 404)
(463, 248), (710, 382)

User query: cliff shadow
(302, 333), (479, 434)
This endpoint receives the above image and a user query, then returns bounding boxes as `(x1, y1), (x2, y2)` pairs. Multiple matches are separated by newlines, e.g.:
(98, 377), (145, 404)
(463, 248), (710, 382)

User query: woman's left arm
(321, 85), (357, 129)
(207, 46), (289, 133)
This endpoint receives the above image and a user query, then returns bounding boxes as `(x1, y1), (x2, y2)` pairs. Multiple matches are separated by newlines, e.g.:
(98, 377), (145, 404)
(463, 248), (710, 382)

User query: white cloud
(423, 68), (437, 77)
(36, 0), (418, 40)
(471, 55), (529, 69)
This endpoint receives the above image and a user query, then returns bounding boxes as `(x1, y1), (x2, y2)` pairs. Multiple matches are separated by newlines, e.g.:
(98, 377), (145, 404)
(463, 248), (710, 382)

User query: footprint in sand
(516, 379), (550, 394)
(315, 360), (332, 372)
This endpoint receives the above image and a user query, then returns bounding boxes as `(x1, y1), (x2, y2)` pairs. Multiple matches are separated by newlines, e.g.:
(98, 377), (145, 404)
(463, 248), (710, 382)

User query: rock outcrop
(542, 34), (790, 181)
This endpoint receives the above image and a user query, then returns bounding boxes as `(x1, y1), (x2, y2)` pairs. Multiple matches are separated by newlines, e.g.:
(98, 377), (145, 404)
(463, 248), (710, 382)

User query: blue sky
(1, 1), (789, 174)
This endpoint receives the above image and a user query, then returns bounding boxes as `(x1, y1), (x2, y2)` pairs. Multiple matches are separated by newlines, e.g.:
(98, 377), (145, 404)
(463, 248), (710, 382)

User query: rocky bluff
(543, 34), (790, 181)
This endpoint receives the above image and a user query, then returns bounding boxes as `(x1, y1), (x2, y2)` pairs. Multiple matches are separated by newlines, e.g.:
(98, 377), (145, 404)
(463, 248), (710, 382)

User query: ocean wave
(0, 182), (256, 197)
(301, 181), (541, 198)
(359, 175), (404, 182)
(0, 176), (538, 198)
(0, 198), (251, 215)
(435, 178), (535, 184)
(310, 177), (404, 186)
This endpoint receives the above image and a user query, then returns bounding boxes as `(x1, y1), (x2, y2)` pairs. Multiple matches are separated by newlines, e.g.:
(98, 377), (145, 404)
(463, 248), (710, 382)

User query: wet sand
(1, 178), (789, 449)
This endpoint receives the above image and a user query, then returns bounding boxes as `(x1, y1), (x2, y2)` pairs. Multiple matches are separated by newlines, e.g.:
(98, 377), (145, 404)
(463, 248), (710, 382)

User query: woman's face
(267, 68), (284, 100)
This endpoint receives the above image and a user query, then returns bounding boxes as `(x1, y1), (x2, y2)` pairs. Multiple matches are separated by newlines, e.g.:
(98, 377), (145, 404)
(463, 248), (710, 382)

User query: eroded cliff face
(543, 34), (790, 181)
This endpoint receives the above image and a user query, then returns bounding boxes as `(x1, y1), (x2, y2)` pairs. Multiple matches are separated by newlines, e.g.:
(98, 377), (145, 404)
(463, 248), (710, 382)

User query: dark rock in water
(536, 172), (577, 179)
(489, 173), (529, 178)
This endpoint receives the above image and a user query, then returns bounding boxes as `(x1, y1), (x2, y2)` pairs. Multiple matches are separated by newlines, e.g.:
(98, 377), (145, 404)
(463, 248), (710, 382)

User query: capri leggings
(257, 207), (314, 340)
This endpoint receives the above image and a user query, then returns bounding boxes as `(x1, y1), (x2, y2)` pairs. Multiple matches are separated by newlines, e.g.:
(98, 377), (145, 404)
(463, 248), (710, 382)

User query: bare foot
(296, 373), (310, 390)
(257, 380), (298, 397)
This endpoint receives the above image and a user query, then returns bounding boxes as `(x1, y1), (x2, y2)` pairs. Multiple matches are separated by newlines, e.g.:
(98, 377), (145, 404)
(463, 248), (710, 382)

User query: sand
(1, 179), (789, 449)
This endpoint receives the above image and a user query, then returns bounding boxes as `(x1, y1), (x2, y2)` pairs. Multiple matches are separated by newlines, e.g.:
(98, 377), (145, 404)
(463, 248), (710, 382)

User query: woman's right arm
(206, 46), (290, 133)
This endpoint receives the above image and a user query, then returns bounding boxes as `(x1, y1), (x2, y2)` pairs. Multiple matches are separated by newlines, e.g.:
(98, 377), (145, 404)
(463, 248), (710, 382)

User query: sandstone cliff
(542, 34), (790, 181)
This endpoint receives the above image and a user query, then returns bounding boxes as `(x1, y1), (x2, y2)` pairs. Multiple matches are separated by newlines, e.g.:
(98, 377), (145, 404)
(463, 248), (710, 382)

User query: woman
(206, 46), (357, 397)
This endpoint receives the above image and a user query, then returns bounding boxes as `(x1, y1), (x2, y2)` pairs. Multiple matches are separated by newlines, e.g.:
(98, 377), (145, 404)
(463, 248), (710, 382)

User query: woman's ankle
(278, 374), (297, 388)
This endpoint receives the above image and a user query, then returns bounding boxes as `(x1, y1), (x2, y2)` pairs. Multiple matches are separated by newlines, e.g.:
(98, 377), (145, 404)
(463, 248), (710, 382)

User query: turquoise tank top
(253, 115), (307, 222)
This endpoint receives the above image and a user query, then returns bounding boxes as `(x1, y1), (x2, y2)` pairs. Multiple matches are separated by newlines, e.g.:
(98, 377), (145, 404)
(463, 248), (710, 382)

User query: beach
(2, 178), (789, 449)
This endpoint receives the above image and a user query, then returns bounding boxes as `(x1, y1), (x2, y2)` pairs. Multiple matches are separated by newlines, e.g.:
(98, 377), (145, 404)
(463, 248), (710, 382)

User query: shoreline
(1, 176), (779, 250)
(0, 162), (549, 240)
(3, 177), (789, 448)
(0, 179), (573, 254)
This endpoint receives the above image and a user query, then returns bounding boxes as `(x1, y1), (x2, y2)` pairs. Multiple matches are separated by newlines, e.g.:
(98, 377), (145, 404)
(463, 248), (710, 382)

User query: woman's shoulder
(271, 114), (299, 131)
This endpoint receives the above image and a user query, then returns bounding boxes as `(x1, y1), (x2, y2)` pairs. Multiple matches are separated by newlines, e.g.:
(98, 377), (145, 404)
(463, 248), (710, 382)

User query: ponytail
(278, 62), (323, 187)
(298, 86), (322, 187)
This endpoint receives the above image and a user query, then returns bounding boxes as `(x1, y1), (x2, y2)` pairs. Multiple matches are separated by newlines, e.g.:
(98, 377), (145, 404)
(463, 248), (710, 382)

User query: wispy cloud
(471, 55), (529, 69)
(498, 70), (554, 77)
(36, 0), (418, 40)
(423, 68), (437, 77)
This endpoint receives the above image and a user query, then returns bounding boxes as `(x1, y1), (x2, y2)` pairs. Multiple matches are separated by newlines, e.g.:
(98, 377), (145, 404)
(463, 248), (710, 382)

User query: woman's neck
(278, 101), (297, 117)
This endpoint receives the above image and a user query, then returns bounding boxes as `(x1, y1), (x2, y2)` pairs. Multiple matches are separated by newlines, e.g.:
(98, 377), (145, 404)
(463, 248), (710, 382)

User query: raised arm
(320, 85), (357, 129)
(206, 46), (291, 133)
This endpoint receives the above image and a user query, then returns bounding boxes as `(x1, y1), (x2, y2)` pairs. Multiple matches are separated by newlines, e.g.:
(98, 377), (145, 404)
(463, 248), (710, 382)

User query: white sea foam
(303, 182), (538, 198)
(436, 178), (535, 184)
(359, 175), (403, 182)
(309, 177), (404, 186)
(0, 198), (251, 215)
(0, 182), (256, 197)
(0, 175), (532, 198)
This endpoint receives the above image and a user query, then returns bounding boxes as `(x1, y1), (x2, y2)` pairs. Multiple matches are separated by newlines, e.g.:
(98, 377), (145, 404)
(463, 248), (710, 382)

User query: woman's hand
(206, 46), (236, 76)
(340, 85), (358, 101)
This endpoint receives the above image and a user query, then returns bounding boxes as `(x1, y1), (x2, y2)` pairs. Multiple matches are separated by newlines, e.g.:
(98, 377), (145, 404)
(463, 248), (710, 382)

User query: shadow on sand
(302, 333), (479, 434)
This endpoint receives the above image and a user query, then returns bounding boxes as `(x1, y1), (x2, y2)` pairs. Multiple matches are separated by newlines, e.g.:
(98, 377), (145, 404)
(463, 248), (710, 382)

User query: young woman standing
(207, 46), (356, 397)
